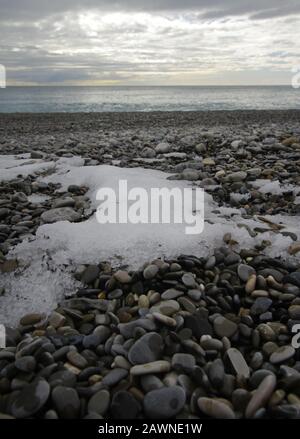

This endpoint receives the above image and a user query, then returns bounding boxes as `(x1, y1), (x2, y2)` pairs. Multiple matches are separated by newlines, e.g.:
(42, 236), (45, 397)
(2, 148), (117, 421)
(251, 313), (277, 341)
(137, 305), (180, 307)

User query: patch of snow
(251, 179), (298, 195)
(0, 154), (55, 182)
(1, 156), (300, 326)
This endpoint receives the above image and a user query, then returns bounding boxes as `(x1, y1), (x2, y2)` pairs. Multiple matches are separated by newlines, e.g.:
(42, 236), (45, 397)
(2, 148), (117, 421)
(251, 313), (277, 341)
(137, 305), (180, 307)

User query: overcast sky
(1, 0), (300, 85)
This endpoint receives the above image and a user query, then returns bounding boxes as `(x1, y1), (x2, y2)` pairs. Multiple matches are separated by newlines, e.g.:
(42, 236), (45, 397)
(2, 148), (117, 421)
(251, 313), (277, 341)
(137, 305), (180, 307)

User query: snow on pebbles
(0, 154), (299, 325)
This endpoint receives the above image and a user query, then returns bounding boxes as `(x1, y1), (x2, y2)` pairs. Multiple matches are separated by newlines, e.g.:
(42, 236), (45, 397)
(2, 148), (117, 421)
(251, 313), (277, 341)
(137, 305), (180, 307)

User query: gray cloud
(1, 0), (300, 85)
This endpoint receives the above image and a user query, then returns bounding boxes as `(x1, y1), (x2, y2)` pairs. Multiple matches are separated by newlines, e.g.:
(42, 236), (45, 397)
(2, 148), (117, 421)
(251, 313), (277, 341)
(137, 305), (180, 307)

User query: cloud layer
(1, 1), (300, 85)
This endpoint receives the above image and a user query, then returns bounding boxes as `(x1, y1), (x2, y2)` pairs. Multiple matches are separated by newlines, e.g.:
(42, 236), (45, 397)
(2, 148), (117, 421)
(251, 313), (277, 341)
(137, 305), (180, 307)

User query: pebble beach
(1, 110), (300, 419)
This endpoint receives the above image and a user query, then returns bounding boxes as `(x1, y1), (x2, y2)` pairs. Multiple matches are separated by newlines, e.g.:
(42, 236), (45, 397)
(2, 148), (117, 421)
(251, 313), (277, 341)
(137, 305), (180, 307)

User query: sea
(0, 85), (299, 112)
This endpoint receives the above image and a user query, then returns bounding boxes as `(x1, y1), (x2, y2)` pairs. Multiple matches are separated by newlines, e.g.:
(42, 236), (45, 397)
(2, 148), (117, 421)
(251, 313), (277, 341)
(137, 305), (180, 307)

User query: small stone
(128, 332), (163, 365)
(48, 311), (66, 329)
(155, 142), (171, 154)
(201, 337), (223, 351)
(283, 272), (300, 287)
(67, 350), (88, 369)
(198, 397), (235, 419)
(288, 243), (300, 255)
(182, 273), (197, 288)
(143, 386), (186, 419)
(238, 264), (256, 282)
(141, 147), (156, 158)
(152, 312), (177, 327)
(81, 265), (100, 284)
(288, 305), (300, 320)
(114, 270), (132, 284)
(102, 368), (128, 387)
(270, 346), (295, 365)
(226, 171), (247, 182)
(11, 378), (50, 418)
(181, 169), (199, 181)
(161, 288), (183, 300)
(41, 207), (81, 224)
(111, 391), (141, 419)
(208, 359), (225, 388)
(20, 313), (43, 326)
(52, 386), (80, 419)
(0, 208), (10, 219)
(195, 143), (207, 154)
(150, 300), (180, 316)
(15, 356), (36, 373)
(95, 314), (110, 325)
(214, 316), (238, 338)
(130, 361), (171, 376)
(68, 184), (81, 193)
(52, 197), (75, 208)
(185, 314), (213, 337)
(0, 259), (18, 273)
(138, 295), (149, 308)
(246, 375), (277, 418)
(203, 158), (215, 166)
(245, 274), (257, 294)
(250, 298), (272, 316)
(171, 353), (196, 373)
(87, 390), (110, 415)
(143, 264), (159, 280)
(225, 348), (250, 378)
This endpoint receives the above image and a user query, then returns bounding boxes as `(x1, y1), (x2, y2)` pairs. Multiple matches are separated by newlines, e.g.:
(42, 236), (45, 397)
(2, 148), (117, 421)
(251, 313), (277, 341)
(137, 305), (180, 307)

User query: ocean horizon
(0, 85), (299, 113)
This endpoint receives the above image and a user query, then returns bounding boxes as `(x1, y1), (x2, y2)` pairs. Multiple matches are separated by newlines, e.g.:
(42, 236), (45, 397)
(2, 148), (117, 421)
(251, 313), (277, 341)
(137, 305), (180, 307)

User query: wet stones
(52, 386), (80, 419)
(15, 356), (37, 373)
(102, 368), (128, 387)
(182, 273), (197, 288)
(171, 353), (196, 374)
(130, 361), (171, 376)
(184, 314), (213, 337)
(283, 272), (300, 287)
(111, 391), (141, 419)
(288, 305), (300, 320)
(198, 397), (235, 419)
(213, 316), (238, 338)
(143, 386), (186, 419)
(225, 348), (250, 379)
(250, 298), (273, 316)
(150, 300), (180, 316)
(238, 264), (256, 282)
(270, 346), (295, 365)
(66, 350), (88, 369)
(87, 390), (110, 416)
(128, 332), (164, 365)
(245, 375), (277, 418)
(81, 265), (100, 284)
(11, 378), (50, 418)
(143, 264), (159, 280)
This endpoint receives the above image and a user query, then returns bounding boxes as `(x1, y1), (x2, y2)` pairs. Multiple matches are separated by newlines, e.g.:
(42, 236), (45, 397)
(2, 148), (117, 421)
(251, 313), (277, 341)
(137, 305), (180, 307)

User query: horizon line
(3, 84), (293, 88)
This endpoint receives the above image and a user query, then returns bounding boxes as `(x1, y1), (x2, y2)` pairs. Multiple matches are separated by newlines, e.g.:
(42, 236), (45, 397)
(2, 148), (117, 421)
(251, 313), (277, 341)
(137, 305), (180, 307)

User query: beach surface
(0, 110), (300, 419)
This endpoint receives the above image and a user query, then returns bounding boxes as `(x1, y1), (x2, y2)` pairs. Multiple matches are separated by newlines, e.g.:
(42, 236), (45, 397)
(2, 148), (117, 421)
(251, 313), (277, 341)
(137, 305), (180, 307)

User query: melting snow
(0, 155), (299, 325)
